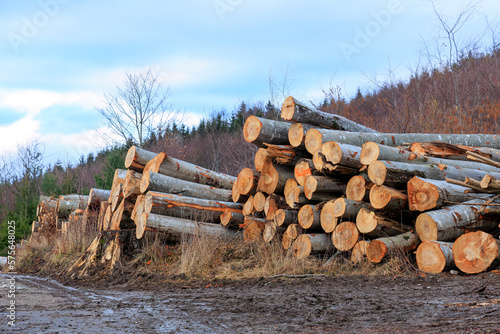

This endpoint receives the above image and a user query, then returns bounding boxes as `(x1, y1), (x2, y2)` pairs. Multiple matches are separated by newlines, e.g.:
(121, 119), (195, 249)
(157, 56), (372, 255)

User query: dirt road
(1, 273), (500, 333)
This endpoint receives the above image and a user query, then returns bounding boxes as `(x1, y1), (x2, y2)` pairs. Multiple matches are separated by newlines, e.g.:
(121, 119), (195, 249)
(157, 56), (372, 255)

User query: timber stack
(236, 95), (500, 275)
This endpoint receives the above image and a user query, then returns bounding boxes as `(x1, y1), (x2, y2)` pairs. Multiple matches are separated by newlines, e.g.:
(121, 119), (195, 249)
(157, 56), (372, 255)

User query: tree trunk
(407, 177), (489, 212)
(322, 141), (364, 169)
(292, 233), (334, 259)
(288, 122), (316, 147)
(125, 146), (236, 189)
(305, 128), (500, 155)
(453, 231), (500, 274)
(274, 208), (298, 227)
(258, 160), (294, 194)
(368, 160), (500, 187)
(416, 240), (454, 274)
(331, 198), (373, 219)
(220, 211), (245, 228)
(243, 116), (291, 147)
(331, 221), (359, 251)
(253, 192), (267, 212)
(320, 201), (338, 233)
(136, 212), (241, 240)
(294, 159), (315, 187)
(87, 189), (112, 209)
(123, 170), (143, 199)
(369, 185), (408, 211)
(144, 191), (243, 223)
(57, 195), (88, 218)
(366, 231), (420, 263)
(281, 96), (378, 133)
(346, 174), (373, 202)
(242, 217), (267, 242)
(236, 168), (259, 196)
(264, 194), (289, 220)
(356, 208), (411, 238)
(304, 175), (346, 200)
(351, 240), (369, 264)
(254, 148), (270, 172)
(141, 171), (233, 202)
(415, 198), (500, 242)
(298, 204), (322, 230)
(361, 142), (500, 172)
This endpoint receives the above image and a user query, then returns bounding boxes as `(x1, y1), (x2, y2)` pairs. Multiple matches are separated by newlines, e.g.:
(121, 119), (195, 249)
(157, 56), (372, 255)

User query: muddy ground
(1, 272), (500, 333)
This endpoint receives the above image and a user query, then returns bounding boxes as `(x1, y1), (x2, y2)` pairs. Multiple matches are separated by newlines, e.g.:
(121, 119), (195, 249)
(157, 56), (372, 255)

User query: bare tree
(97, 69), (177, 147)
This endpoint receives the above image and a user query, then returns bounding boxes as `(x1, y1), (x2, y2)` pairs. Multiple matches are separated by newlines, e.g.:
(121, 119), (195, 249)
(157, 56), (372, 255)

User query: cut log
(102, 206), (112, 230)
(351, 240), (369, 264)
(258, 160), (294, 194)
(305, 128), (500, 155)
(108, 169), (128, 202)
(237, 168), (259, 196)
(366, 231), (420, 263)
(97, 201), (110, 231)
(453, 231), (500, 274)
(281, 96), (378, 133)
(410, 142), (500, 163)
(57, 195), (88, 218)
(415, 198), (500, 241)
(274, 208), (298, 227)
(407, 177), (489, 212)
(322, 141), (363, 169)
(87, 189), (112, 209)
(287, 224), (303, 239)
(356, 208), (411, 237)
(220, 211), (245, 228)
(331, 221), (359, 251)
(346, 174), (373, 202)
(264, 194), (289, 220)
(243, 115), (291, 147)
(144, 192), (243, 223)
(288, 122), (316, 147)
(110, 183), (124, 212)
(123, 170), (143, 199)
(242, 217), (267, 242)
(243, 195), (256, 216)
(368, 160), (500, 187)
(298, 204), (322, 230)
(369, 185), (408, 212)
(110, 199), (135, 230)
(282, 231), (293, 250)
(292, 233), (334, 259)
(263, 221), (281, 243)
(416, 241), (454, 274)
(140, 171), (233, 202)
(232, 181), (249, 204)
(131, 194), (145, 222)
(294, 159), (315, 187)
(320, 201), (338, 233)
(254, 148), (270, 172)
(284, 178), (308, 208)
(253, 192), (267, 212)
(332, 198), (373, 219)
(125, 146), (236, 189)
(304, 175), (346, 200)
(265, 144), (309, 166)
(136, 212), (241, 240)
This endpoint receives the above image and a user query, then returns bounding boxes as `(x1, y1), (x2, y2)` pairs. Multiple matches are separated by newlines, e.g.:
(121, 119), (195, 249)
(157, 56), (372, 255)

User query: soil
(2, 271), (500, 333)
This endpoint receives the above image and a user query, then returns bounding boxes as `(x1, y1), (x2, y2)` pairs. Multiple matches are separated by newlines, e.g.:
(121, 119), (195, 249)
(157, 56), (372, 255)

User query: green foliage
(94, 145), (128, 190)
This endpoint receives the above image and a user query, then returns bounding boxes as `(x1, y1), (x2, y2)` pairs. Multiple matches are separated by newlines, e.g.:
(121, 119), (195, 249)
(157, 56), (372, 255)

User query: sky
(0, 0), (499, 166)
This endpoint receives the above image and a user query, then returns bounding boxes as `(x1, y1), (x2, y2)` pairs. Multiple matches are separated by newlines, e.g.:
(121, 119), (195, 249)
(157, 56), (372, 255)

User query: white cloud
(0, 116), (40, 155)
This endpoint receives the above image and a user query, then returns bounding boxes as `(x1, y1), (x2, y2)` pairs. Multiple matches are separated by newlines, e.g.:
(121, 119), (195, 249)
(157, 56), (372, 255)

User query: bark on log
(292, 233), (334, 259)
(274, 208), (298, 227)
(258, 160), (294, 194)
(264, 194), (289, 220)
(298, 204), (322, 230)
(453, 231), (500, 274)
(242, 217), (267, 242)
(243, 116), (291, 147)
(125, 146), (236, 189)
(313, 151), (357, 176)
(356, 208), (411, 237)
(254, 148), (270, 172)
(415, 199), (500, 242)
(237, 168), (259, 196)
(407, 177), (489, 212)
(331, 221), (359, 251)
(220, 211), (245, 228)
(136, 212), (241, 240)
(322, 141), (363, 169)
(416, 241), (454, 274)
(304, 175), (346, 200)
(281, 96), (378, 133)
(253, 192), (267, 212)
(410, 142), (500, 163)
(331, 198), (373, 219)
(57, 195), (88, 218)
(366, 231), (420, 263)
(346, 174), (373, 202)
(87, 189), (112, 209)
(294, 159), (315, 187)
(304, 128), (500, 155)
(351, 240), (369, 264)
(368, 160), (500, 187)
(265, 144), (309, 166)
(369, 185), (408, 212)
(320, 200), (339, 233)
(144, 191), (243, 223)
(141, 171), (233, 202)
(123, 170), (143, 199)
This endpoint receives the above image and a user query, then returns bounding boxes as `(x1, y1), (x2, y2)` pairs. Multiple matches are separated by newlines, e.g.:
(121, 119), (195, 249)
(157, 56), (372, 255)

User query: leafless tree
(96, 69), (178, 147)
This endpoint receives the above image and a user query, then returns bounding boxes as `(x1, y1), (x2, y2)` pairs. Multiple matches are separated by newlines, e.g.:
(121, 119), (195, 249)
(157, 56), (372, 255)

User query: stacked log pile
(236, 96), (500, 274)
